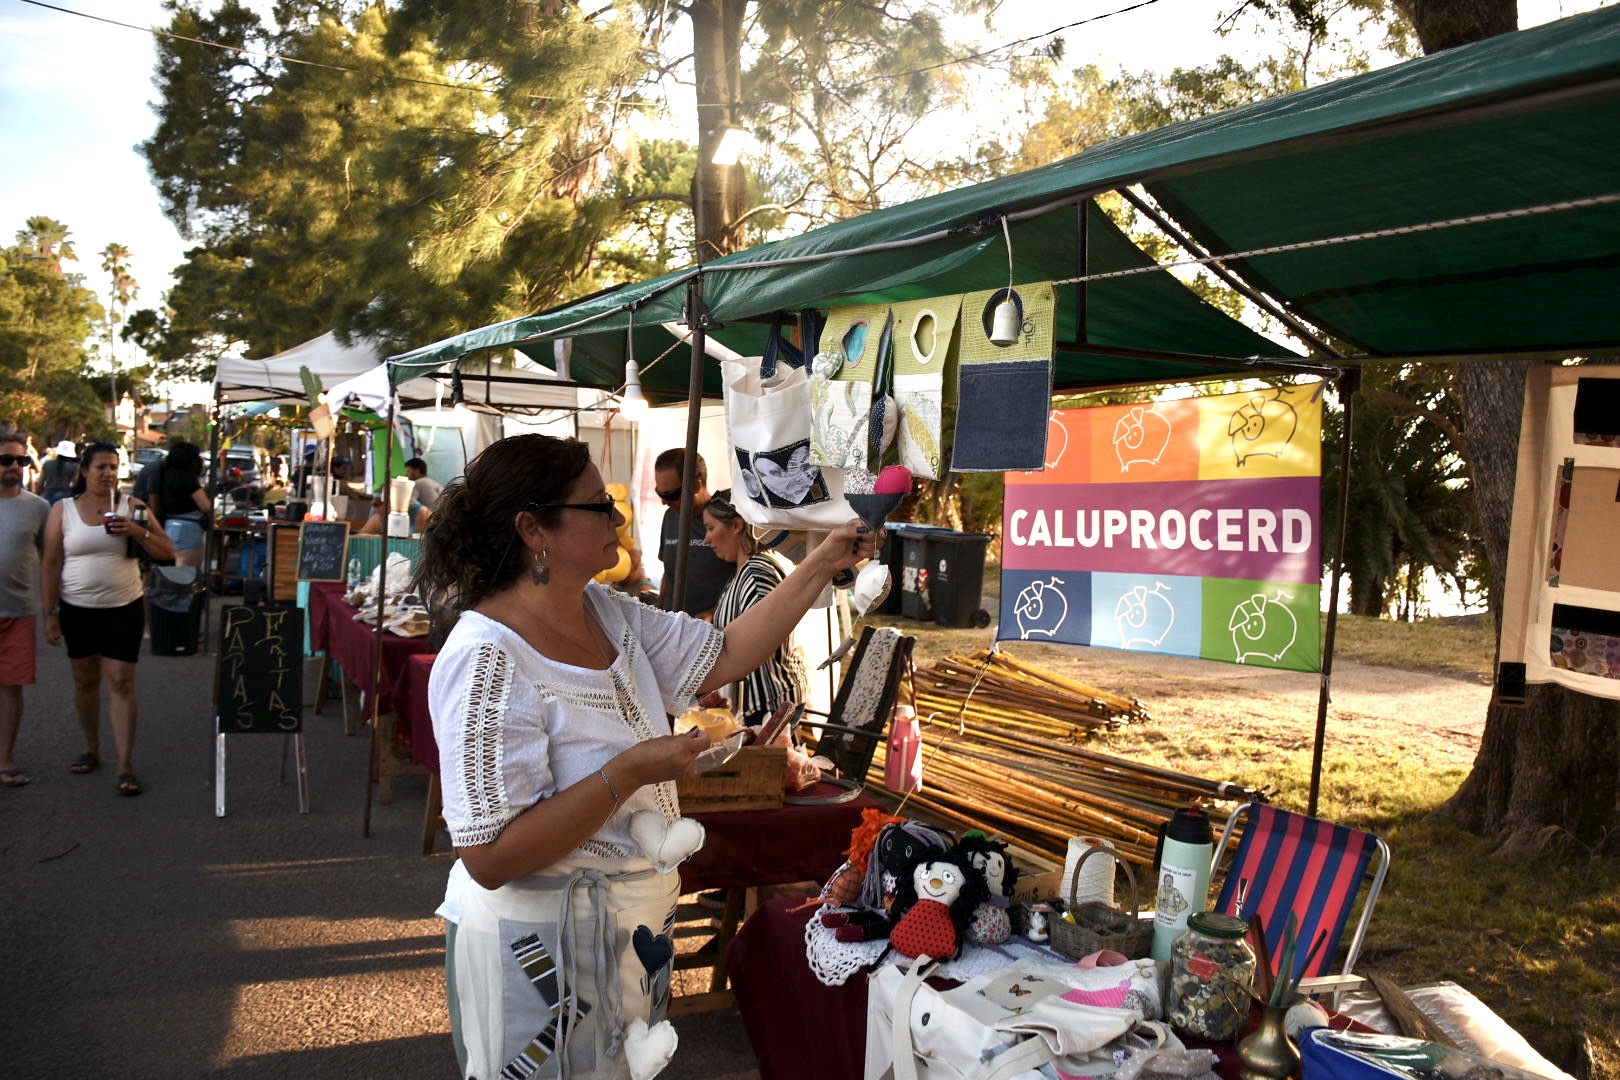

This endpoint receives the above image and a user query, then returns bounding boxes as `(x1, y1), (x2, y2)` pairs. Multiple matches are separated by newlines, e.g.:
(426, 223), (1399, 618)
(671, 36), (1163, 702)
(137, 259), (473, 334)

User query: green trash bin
(924, 530), (993, 628)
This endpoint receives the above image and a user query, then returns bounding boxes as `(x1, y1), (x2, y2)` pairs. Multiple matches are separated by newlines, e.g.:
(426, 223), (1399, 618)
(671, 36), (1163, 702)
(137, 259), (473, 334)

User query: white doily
(803, 904), (1078, 987)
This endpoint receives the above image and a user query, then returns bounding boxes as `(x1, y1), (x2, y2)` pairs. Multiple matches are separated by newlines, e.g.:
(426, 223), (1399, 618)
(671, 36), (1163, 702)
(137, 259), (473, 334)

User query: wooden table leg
(313, 653), (330, 713)
(422, 772), (443, 856)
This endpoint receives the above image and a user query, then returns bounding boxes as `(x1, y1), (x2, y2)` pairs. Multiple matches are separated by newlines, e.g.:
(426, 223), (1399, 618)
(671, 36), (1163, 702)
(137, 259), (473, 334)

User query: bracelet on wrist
(597, 766), (622, 809)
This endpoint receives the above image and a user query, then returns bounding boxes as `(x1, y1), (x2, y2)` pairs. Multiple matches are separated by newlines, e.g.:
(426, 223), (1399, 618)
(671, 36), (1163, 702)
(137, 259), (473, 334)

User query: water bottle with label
(347, 557), (363, 589)
(1151, 803), (1214, 961)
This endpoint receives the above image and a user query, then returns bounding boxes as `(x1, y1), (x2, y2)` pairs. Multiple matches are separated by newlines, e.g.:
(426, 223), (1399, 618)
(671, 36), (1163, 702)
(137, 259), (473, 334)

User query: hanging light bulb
(617, 311), (648, 420)
(618, 359), (649, 420)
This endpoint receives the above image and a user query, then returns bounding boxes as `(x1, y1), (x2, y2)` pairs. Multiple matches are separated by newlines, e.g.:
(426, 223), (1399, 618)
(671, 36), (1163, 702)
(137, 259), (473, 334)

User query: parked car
(132, 447), (166, 476)
(222, 448), (260, 485)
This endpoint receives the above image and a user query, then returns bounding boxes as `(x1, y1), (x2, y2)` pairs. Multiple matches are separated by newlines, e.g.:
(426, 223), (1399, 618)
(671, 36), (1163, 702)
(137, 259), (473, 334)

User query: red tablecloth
(729, 899), (1375, 1080)
(682, 791), (878, 893)
(308, 581), (436, 719)
(397, 652), (440, 770)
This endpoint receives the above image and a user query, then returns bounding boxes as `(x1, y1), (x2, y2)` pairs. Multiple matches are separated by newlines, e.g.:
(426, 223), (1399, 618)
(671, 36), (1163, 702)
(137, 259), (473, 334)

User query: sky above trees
(0, 0), (1596, 394)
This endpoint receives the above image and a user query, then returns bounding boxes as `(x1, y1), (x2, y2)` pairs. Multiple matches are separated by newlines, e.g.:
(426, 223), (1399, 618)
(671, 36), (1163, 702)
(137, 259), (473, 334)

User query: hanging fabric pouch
(890, 297), (962, 480)
(722, 320), (854, 531)
(810, 303), (891, 470)
(951, 282), (1057, 472)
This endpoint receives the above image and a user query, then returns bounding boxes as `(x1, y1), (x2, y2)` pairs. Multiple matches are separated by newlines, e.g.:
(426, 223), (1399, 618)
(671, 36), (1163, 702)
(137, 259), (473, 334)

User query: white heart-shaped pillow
(624, 1017), (679, 1080)
(629, 810), (706, 875)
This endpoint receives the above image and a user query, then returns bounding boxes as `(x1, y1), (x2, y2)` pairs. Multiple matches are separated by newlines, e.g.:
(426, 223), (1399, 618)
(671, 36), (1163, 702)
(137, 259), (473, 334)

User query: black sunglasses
(0, 454), (32, 467)
(655, 486), (682, 502)
(529, 499), (618, 516)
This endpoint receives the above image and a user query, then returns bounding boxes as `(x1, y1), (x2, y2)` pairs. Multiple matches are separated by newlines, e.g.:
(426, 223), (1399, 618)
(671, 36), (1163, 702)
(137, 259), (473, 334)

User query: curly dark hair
(412, 434), (592, 612)
(166, 441), (202, 483)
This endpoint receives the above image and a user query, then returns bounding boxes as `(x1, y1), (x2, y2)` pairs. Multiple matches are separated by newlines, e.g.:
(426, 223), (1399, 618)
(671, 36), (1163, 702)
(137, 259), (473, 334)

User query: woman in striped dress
(701, 490), (810, 726)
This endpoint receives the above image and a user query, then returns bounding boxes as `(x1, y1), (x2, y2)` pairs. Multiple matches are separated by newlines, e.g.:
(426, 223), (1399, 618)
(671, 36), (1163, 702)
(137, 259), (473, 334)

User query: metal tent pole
(1308, 368), (1360, 817)
(670, 276), (709, 612)
(362, 396), (397, 837)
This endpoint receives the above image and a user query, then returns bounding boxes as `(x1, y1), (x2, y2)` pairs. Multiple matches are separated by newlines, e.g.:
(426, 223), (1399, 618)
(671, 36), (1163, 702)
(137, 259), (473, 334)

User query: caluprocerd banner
(999, 382), (1323, 672)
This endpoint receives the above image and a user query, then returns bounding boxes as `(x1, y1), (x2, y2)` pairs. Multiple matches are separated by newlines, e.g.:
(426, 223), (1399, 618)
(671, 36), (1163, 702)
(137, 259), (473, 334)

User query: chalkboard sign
(296, 520), (350, 582)
(216, 604), (303, 734)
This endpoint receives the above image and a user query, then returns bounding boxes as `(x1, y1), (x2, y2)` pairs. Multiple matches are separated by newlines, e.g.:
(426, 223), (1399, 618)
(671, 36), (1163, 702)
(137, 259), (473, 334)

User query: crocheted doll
(956, 831), (1020, 945)
(875, 842), (990, 965)
(788, 807), (900, 915)
(822, 818), (951, 943)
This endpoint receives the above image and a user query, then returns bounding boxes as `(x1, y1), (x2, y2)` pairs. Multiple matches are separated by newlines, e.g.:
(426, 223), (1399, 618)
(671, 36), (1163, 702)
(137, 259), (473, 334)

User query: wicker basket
(1049, 845), (1153, 961)
(675, 745), (787, 812)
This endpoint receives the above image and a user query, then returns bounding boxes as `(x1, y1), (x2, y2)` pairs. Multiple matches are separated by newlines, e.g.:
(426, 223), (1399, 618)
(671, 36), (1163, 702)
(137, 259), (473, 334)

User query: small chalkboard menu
(216, 604), (303, 734)
(296, 520), (350, 582)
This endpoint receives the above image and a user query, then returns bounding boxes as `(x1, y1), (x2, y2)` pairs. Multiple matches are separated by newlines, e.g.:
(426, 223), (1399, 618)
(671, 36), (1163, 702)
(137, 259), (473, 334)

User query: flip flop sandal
(116, 773), (143, 797)
(69, 753), (99, 775)
(1, 768), (30, 788)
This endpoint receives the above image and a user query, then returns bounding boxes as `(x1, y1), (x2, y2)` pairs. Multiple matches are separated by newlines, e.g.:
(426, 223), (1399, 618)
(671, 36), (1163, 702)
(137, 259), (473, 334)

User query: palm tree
(99, 243), (139, 435)
(17, 216), (77, 274)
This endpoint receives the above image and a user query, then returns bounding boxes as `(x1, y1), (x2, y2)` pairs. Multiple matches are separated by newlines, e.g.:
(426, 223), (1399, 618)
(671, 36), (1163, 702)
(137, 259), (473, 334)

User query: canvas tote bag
(722, 325), (854, 531)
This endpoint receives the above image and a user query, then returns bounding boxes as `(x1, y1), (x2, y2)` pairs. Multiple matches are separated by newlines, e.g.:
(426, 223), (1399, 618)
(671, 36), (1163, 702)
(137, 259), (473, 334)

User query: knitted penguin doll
(956, 831), (1020, 945)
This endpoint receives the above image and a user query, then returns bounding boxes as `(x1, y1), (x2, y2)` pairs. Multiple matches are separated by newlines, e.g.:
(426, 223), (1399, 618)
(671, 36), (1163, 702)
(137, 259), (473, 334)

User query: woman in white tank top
(40, 442), (174, 796)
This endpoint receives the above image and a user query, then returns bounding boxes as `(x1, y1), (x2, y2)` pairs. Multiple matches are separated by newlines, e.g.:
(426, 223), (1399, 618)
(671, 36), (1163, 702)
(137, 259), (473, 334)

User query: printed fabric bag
(866, 958), (1176, 1080)
(722, 320), (854, 531)
(951, 282), (1057, 472)
(891, 297), (962, 480)
(811, 303), (897, 471)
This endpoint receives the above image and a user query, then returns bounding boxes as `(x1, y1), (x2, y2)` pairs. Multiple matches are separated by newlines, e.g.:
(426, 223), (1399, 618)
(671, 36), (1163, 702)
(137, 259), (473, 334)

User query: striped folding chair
(1210, 802), (1391, 985)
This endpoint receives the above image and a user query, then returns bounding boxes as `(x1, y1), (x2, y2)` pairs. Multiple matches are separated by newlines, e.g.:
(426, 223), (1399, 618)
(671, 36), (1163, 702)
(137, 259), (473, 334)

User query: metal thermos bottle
(1150, 804), (1214, 961)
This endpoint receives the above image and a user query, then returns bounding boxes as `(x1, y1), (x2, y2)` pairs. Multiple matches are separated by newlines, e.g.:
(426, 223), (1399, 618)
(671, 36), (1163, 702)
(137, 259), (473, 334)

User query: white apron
(454, 853), (680, 1080)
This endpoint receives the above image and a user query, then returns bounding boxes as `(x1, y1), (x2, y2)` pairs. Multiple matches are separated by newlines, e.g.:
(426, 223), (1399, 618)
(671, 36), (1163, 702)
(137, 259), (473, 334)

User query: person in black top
(149, 442), (211, 568)
(653, 448), (732, 619)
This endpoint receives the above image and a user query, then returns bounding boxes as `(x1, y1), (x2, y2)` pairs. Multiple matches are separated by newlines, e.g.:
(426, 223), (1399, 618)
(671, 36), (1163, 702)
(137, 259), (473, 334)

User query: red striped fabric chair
(1210, 802), (1391, 983)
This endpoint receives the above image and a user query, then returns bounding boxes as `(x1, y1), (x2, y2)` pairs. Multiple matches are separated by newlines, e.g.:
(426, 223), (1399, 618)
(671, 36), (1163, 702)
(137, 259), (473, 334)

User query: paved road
(3, 599), (759, 1079)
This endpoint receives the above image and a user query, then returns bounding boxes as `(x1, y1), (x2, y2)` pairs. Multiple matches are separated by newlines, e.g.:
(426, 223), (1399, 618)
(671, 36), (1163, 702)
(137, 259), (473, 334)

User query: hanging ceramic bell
(989, 291), (1022, 346)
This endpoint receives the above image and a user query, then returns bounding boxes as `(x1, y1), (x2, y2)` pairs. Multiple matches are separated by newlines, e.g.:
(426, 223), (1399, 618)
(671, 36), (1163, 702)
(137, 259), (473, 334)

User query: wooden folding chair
(1210, 801), (1391, 988)
(798, 626), (915, 784)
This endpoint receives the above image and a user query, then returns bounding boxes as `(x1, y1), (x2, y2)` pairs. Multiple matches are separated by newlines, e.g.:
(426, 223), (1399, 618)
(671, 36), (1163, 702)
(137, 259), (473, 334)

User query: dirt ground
(882, 618), (1494, 777)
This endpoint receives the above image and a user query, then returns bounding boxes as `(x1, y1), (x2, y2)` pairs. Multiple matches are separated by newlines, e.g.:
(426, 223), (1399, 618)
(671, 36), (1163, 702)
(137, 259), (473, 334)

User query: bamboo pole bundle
(869, 650), (1265, 870)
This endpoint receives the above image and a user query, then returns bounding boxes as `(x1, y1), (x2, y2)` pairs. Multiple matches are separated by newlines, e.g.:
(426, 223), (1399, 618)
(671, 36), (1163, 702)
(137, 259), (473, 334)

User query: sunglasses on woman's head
(0, 454), (31, 467)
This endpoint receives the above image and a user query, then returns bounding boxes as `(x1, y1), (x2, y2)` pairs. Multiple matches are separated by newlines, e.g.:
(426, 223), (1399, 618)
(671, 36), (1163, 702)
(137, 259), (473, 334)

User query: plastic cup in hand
(103, 512), (120, 534)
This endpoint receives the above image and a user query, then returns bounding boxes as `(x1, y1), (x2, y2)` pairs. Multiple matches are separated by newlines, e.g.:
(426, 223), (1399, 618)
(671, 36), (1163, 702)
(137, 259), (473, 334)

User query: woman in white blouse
(416, 434), (876, 1080)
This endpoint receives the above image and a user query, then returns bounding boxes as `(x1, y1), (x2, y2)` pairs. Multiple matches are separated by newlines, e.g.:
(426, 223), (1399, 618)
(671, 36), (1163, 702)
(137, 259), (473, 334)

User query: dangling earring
(531, 548), (550, 586)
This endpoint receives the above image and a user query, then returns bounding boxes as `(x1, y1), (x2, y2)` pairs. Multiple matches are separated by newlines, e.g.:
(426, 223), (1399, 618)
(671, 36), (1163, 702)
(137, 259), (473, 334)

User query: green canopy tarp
(389, 5), (1620, 396)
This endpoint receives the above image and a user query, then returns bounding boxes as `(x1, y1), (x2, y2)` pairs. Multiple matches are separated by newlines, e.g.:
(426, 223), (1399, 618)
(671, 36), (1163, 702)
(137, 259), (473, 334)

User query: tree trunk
(1438, 361), (1620, 855)
(689, 0), (749, 260)
(1395, 0), (1518, 53)
(1390, 0), (1620, 854)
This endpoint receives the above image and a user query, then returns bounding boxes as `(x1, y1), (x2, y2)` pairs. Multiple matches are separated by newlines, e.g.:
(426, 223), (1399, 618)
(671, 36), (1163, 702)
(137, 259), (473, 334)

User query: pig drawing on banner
(1013, 576), (1069, 639)
(1113, 405), (1173, 471)
(1114, 582), (1176, 650)
(1045, 412), (1071, 469)
(1229, 589), (1301, 664)
(1227, 389), (1300, 468)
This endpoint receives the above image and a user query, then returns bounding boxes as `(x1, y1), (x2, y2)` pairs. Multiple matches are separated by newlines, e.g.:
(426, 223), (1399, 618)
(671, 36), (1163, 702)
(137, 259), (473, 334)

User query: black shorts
(60, 598), (145, 663)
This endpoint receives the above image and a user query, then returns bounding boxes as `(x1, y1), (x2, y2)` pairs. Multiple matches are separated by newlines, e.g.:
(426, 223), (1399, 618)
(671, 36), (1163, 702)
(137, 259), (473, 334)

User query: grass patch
(1326, 612), (1495, 682)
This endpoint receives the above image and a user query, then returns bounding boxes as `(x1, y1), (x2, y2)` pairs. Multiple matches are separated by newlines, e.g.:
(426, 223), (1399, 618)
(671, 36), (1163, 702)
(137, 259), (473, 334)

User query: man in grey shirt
(406, 457), (444, 509)
(0, 431), (51, 787)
